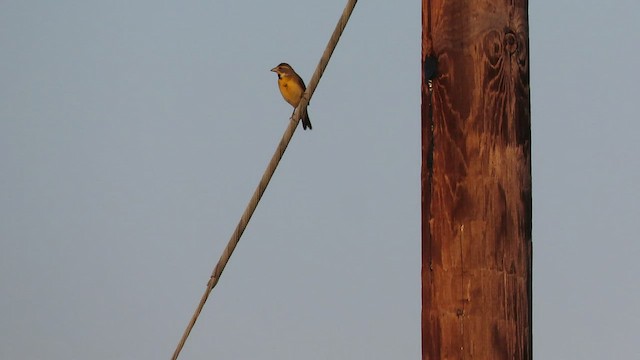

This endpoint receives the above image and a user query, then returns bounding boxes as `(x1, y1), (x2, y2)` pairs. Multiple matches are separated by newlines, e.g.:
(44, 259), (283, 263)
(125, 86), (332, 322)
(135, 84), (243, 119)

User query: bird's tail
(301, 107), (312, 130)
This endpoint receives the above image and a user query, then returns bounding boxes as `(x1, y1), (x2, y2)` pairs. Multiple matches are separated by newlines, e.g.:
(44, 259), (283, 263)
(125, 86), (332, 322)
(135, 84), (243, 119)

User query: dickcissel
(271, 63), (312, 130)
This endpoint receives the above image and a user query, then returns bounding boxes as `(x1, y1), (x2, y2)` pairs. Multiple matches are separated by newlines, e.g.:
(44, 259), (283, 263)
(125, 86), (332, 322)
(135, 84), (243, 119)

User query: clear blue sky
(1, 1), (638, 359)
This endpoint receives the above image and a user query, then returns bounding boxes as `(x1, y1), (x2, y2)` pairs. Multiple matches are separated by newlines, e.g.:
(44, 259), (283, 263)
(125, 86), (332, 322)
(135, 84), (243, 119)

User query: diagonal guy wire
(171, 1), (358, 359)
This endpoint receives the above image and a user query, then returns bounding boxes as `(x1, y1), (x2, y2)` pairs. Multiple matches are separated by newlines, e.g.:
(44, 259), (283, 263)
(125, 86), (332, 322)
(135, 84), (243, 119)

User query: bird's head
(270, 63), (295, 78)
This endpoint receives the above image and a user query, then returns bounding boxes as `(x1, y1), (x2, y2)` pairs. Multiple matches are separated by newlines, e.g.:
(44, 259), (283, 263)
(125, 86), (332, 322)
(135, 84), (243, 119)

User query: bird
(271, 63), (312, 130)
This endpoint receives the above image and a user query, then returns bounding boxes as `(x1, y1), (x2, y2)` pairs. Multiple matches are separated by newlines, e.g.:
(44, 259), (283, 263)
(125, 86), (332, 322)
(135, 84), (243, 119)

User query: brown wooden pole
(421, 0), (532, 359)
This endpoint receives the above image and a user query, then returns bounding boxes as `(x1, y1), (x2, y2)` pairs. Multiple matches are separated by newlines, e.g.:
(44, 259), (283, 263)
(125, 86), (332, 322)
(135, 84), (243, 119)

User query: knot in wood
(504, 31), (518, 55)
(483, 30), (503, 66)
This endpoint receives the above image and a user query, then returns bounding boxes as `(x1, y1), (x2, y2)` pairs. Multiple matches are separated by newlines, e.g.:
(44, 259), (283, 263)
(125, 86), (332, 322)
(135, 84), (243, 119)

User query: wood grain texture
(421, 1), (532, 359)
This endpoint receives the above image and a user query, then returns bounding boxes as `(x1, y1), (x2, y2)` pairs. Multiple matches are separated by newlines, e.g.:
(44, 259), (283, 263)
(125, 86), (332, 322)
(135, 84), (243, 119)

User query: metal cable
(171, 1), (358, 358)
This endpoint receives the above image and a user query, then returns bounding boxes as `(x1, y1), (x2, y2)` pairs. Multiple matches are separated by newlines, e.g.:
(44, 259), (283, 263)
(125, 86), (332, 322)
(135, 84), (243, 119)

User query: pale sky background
(1, 1), (639, 359)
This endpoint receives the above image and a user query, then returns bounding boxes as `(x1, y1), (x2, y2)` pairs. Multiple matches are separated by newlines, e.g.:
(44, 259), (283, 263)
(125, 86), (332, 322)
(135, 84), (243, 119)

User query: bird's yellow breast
(277, 75), (304, 108)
